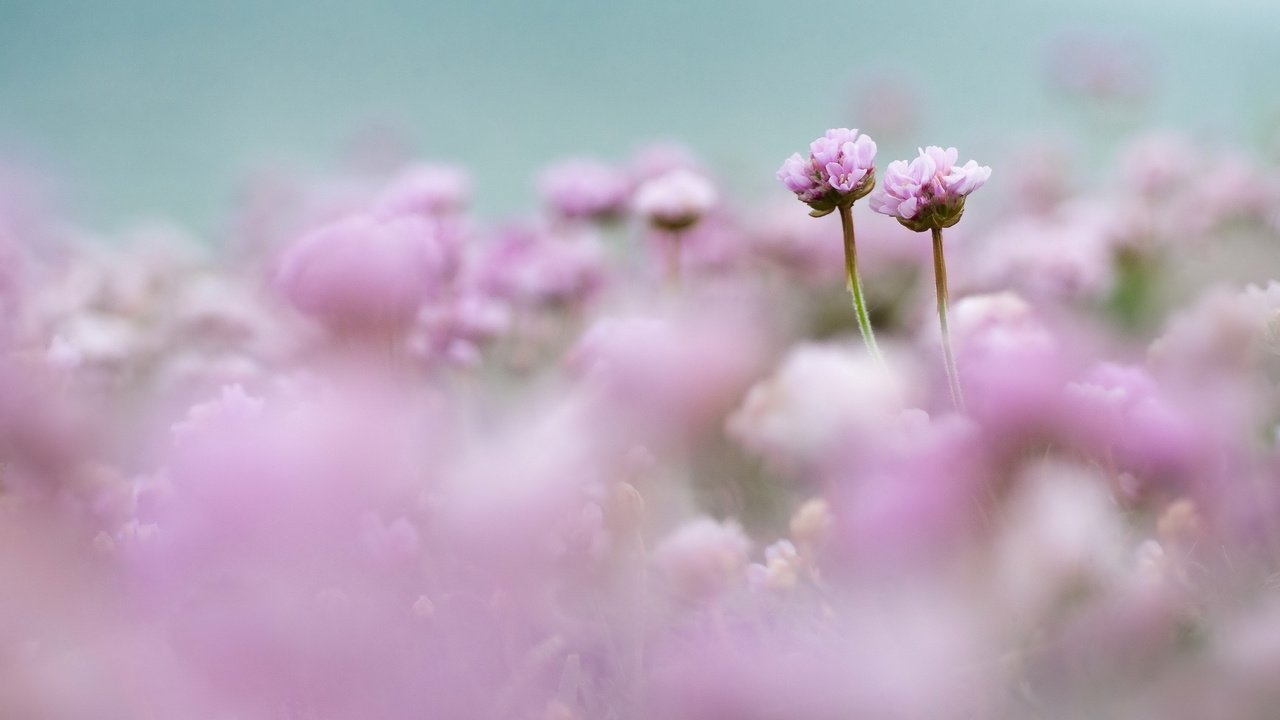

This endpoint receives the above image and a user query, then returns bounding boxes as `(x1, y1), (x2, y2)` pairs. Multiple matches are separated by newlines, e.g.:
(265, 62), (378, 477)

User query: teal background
(0, 0), (1276, 232)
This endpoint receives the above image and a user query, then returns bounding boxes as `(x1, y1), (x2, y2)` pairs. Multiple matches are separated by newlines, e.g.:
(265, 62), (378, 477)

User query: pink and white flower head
(537, 158), (631, 222)
(1118, 132), (1197, 200)
(777, 128), (878, 216)
(653, 516), (750, 600)
(475, 222), (607, 310)
(374, 163), (471, 216)
(727, 342), (917, 475)
(870, 146), (991, 232)
(632, 169), (719, 231)
(1064, 363), (1206, 499)
(568, 309), (767, 441)
(967, 201), (1116, 302)
(276, 213), (449, 333)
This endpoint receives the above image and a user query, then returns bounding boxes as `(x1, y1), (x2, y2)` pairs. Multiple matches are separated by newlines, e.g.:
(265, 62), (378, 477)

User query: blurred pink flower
(653, 516), (749, 600)
(474, 221), (607, 310)
(276, 213), (449, 333)
(375, 163), (472, 216)
(632, 169), (718, 231)
(728, 342), (918, 476)
(537, 158), (631, 221)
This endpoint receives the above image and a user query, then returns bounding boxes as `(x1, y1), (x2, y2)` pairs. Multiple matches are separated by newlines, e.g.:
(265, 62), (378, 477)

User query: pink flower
(870, 146), (990, 231)
(374, 163), (471, 216)
(474, 221), (606, 310)
(276, 213), (449, 333)
(653, 516), (750, 600)
(777, 128), (878, 216)
(567, 309), (768, 441)
(632, 169), (718, 231)
(1064, 363), (1206, 499)
(537, 158), (631, 221)
(727, 342), (916, 476)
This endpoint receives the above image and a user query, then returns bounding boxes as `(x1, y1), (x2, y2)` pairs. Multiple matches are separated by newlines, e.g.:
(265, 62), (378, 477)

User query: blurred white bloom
(728, 343), (914, 472)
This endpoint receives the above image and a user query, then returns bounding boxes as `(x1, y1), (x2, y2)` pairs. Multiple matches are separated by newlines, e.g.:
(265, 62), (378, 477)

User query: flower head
(276, 213), (449, 332)
(653, 516), (750, 599)
(375, 163), (471, 216)
(870, 146), (991, 231)
(777, 128), (878, 216)
(632, 169), (719, 231)
(537, 158), (631, 222)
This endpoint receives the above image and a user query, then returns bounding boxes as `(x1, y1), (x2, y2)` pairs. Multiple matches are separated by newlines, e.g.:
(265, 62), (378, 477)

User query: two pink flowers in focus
(778, 130), (991, 411)
(778, 130), (990, 228)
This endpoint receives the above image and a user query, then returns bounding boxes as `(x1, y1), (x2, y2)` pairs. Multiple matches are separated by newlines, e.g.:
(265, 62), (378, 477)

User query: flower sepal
(805, 171), (876, 218)
(896, 196), (967, 233)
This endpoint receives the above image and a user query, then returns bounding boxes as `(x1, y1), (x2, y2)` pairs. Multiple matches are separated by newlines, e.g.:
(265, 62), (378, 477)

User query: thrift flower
(633, 168), (719, 282)
(375, 163), (472, 216)
(632, 169), (718, 232)
(538, 158), (631, 222)
(777, 128), (878, 217)
(870, 146), (990, 232)
(276, 213), (449, 334)
(778, 129), (882, 357)
(653, 515), (750, 600)
(871, 146), (990, 411)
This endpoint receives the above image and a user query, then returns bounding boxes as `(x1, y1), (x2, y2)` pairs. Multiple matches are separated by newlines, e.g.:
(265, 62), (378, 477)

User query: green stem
(837, 203), (881, 361)
(931, 226), (965, 412)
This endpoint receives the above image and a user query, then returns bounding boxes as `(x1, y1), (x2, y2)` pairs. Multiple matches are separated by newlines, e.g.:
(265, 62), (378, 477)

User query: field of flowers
(3, 46), (1280, 718)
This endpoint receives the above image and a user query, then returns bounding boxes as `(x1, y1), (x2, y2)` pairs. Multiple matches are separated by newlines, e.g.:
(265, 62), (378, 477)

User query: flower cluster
(633, 168), (719, 231)
(869, 146), (992, 231)
(777, 128), (878, 216)
(537, 157), (632, 221)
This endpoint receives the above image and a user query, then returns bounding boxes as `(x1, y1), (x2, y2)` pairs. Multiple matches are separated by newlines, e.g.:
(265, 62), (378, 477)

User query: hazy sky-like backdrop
(0, 0), (1276, 232)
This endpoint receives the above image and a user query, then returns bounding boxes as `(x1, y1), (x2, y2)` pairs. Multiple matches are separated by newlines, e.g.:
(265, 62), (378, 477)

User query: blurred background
(0, 0), (1277, 233)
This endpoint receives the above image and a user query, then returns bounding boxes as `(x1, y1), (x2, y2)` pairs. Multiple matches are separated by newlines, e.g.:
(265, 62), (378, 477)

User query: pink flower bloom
(870, 146), (991, 231)
(632, 169), (718, 231)
(474, 221), (606, 310)
(276, 213), (449, 333)
(1118, 131), (1197, 200)
(966, 201), (1117, 302)
(727, 342), (917, 476)
(653, 516), (750, 600)
(1064, 363), (1206, 499)
(777, 128), (878, 215)
(568, 308), (768, 442)
(811, 128), (877, 193)
(537, 158), (631, 221)
(374, 163), (471, 216)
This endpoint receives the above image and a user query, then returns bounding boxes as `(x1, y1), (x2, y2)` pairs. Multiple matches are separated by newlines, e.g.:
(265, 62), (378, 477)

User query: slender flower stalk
(870, 146), (991, 412)
(837, 202), (881, 360)
(634, 168), (718, 287)
(777, 129), (881, 356)
(930, 226), (963, 411)
(663, 230), (683, 286)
